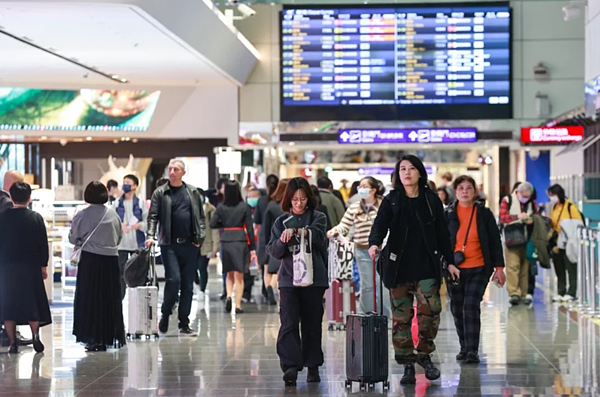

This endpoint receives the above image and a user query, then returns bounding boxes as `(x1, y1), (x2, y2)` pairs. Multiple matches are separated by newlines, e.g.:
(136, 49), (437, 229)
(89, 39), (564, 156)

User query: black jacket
(369, 188), (454, 288)
(0, 191), (12, 214)
(253, 195), (271, 265)
(266, 210), (329, 288)
(445, 200), (505, 274)
(147, 182), (206, 246)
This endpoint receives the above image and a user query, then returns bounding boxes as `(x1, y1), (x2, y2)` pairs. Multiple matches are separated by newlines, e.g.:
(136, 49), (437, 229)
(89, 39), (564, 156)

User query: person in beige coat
(196, 189), (220, 301)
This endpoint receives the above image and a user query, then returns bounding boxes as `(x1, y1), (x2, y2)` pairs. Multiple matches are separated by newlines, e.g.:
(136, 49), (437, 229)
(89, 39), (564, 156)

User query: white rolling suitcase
(127, 246), (159, 339)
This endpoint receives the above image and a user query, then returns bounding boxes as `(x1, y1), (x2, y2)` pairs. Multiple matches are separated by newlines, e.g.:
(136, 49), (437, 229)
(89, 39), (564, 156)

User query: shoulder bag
(70, 209), (108, 267)
(453, 206), (476, 266)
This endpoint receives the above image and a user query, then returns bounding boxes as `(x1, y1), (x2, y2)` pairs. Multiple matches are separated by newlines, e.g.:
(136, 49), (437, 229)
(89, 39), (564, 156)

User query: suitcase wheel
(344, 380), (352, 389)
(359, 382), (366, 391)
(383, 380), (390, 391)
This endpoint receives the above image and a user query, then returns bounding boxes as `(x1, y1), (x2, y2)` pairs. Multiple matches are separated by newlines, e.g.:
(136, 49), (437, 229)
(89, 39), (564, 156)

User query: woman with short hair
(210, 181), (256, 314)
(0, 182), (52, 354)
(70, 181), (124, 352)
(267, 177), (328, 386)
(445, 175), (505, 364)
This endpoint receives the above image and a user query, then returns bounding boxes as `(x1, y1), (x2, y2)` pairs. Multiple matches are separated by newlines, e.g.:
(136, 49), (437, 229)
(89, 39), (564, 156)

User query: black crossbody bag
(454, 206), (476, 266)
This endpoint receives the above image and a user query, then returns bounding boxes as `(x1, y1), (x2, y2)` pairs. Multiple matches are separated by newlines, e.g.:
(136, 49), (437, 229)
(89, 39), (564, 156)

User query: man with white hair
(499, 181), (537, 306)
(146, 159), (206, 335)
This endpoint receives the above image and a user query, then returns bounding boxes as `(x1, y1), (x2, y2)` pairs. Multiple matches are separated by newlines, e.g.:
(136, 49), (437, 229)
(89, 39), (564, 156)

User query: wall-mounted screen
(281, 2), (511, 121)
(0, 88), (161, 132)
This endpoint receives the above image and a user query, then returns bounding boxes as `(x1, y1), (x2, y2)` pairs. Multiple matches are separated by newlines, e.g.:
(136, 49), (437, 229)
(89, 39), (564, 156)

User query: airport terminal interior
(1, 0), (600, 395)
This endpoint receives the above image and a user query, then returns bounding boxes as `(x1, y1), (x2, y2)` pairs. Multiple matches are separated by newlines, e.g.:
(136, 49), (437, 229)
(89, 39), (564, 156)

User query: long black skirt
(0, 264), (52, 326)
(73, 251), (126, 348)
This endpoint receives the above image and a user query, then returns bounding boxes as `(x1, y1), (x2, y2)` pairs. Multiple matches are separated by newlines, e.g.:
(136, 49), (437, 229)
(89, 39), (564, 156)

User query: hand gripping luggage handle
(149, 244), (157, 287)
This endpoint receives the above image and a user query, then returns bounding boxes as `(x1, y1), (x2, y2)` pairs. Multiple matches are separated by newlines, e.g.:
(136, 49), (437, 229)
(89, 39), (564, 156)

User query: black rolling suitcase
(345, 258), (389, 392)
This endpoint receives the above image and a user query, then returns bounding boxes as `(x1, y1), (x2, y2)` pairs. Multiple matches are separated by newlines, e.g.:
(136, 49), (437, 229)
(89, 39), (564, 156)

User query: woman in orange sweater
(444, 176), (506, 364)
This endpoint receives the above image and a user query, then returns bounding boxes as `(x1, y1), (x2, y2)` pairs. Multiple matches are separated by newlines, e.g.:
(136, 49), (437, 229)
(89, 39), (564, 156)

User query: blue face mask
(247, 197), (259, 207)
(122, 184), (132, 193)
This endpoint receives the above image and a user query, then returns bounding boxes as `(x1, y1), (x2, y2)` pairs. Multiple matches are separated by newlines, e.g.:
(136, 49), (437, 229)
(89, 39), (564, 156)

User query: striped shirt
(331, 198), (381, 247)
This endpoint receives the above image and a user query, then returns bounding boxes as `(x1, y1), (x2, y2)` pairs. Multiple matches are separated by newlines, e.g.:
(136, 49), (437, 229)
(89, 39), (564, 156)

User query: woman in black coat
(368, 155), (456, 384)
(0, 182), (51, 354)
(445, 176), (505, 364)
(267, 177), (328, 387)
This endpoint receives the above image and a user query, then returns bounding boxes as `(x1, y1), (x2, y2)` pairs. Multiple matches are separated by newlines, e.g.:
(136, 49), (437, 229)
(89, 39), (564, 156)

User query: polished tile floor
(0, 268), (599, 396)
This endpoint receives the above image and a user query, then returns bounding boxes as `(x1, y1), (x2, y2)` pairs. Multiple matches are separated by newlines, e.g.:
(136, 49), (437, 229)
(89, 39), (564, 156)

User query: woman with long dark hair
(210, 181), (256, 314)
(267, 177), (328, 386)
(445, 176), (505, 364)
(254, 175), (279, 301)
(547, 184), (583, 302)
(262, 178), (290, 305)
(369, 155), (455, 384)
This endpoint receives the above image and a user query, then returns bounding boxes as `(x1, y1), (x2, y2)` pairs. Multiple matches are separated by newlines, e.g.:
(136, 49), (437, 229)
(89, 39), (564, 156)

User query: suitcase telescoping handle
(373, 256), (383, 315)
(149, 243), (157, 287)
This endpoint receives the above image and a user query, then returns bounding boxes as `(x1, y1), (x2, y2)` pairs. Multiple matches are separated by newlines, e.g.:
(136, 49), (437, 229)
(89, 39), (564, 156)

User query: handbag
(70, 209), (108, 267)
(454, 206), (476, 266)
(293, 228), (314, 287)
(504, 222), (527, 249)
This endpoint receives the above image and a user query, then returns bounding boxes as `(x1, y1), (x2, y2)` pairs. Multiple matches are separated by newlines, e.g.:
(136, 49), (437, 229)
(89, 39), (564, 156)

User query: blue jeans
(355, 248), (392, 319)
(160, 243), (199, 327)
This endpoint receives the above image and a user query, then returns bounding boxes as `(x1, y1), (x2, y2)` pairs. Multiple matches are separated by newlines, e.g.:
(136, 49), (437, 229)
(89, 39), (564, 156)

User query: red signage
(521, 126), (584, 144)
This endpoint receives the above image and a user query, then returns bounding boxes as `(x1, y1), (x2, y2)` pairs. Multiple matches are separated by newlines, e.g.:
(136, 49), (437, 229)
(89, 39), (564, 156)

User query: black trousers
(554, 249), (577, 297)
(277, 287), (326, 371)
(528, 260), (538, 296)
(118, 250), (135, 300)
(448, 267), (489, 354)
(243, 273), (254, 299)
(197, 255), (209, 292)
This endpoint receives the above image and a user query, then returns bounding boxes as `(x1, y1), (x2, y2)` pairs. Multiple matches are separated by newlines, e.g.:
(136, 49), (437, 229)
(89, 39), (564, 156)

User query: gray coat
(69, 204), (123, 257)
(319, 189), (346, 229)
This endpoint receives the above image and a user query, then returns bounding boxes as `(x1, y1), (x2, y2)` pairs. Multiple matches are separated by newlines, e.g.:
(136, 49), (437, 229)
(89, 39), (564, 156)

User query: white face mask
(550, 196), (559, 204)
(358, 188), (372, 199)
(518, 196), (530, 204)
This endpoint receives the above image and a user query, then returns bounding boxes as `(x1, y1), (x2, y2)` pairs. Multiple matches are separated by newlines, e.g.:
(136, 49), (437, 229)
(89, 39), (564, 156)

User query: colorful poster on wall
(0, 88), (161, 132)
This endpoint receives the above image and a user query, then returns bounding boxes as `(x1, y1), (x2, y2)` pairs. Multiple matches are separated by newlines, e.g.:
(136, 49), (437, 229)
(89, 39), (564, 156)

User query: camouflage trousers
(389, 278), (442, 363)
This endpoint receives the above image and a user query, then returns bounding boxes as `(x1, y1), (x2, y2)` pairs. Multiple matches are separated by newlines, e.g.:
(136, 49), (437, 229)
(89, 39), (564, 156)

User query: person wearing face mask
(114, 174), (148, 300)
(547, 184), (583, 302)
(499, 181), (537, 306)
(327, 177), (392, 319)
(242, 188), (261, 303)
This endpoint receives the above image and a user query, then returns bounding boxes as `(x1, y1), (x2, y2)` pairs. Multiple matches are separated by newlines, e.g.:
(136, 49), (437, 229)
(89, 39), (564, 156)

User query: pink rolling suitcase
(326, 279), (357, 331)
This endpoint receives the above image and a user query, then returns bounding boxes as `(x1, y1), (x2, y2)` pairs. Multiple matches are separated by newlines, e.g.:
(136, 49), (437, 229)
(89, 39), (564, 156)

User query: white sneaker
(552, 295), (564, 302)
(524, 294), (533, 304)
(562, 295), (575, 303)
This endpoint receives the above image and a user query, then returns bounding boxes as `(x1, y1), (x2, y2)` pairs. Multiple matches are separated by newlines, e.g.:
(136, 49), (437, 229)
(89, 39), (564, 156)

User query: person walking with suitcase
(146, 159), (206, 335)
(327, 176), (391, 319)
(368, 155), (456, 384)
(114, 174), (148, 300)
(445, 176), (506, 364)
(266, 177), (329, 387)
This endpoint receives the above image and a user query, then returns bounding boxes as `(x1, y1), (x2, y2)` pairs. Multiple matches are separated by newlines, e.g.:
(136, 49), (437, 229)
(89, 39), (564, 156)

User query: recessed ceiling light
(86, 137), (92, 141)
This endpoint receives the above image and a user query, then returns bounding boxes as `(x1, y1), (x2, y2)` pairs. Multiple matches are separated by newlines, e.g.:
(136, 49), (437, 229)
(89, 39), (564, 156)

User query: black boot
(466, 351), (480, 364)
(417, 354), (440, 381)
(456, 351), (467, 361)
(307, 367), (320, 383)
(400, 363), (416, 385)
(283, 367), (298, 386)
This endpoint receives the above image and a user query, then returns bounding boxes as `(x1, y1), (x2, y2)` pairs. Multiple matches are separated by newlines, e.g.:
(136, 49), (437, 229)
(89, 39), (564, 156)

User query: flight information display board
(280, 2), (511, 121)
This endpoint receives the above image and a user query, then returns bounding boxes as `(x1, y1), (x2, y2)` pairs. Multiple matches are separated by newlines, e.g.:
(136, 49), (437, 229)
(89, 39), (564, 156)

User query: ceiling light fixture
(0, 29), (129, 84)
(86, 137), (92, 141)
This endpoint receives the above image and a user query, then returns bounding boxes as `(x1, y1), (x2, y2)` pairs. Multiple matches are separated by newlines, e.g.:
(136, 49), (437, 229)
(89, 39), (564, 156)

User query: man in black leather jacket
(146, 159), (206, 335)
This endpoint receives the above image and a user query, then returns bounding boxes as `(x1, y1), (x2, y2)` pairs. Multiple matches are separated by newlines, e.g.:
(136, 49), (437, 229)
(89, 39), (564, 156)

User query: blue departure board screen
(280, 2), (511, 121)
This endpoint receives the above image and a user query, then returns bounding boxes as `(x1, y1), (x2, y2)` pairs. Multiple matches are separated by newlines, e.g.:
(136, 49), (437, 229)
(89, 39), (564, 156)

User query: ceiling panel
(0, 2), (234, 86)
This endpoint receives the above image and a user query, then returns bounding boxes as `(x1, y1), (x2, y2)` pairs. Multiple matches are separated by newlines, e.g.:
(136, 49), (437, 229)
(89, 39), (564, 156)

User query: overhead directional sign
(338, 128), (477, 144)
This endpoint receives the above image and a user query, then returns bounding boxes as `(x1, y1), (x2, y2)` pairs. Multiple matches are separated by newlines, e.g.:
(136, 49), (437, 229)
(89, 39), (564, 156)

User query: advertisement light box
(521, 126), (584, 144)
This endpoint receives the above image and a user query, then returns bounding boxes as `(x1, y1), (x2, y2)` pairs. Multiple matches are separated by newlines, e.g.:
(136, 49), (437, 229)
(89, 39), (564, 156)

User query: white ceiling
(0, 2), (235, 87)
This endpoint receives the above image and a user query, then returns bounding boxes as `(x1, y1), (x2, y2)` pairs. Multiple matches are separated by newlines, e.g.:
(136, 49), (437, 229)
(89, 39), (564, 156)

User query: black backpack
(123, 248), (152, 288)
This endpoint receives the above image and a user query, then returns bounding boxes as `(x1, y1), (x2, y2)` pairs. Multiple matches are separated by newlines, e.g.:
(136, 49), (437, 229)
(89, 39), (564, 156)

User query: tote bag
(293, 229), (314, 287)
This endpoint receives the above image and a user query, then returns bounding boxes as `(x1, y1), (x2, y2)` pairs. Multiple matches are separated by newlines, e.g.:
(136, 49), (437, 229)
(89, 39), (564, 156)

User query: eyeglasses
(292, 198), (307, 204)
